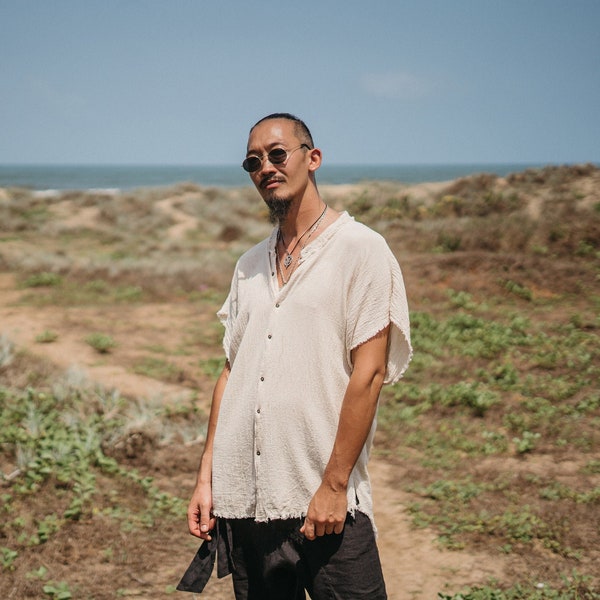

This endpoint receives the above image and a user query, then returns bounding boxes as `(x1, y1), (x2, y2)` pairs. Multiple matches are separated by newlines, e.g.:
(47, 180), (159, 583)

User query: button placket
(254, 297), (284, 506)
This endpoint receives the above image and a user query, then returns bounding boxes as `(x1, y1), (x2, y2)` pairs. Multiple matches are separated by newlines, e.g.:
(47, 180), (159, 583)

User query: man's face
(245, 119), (312, 221)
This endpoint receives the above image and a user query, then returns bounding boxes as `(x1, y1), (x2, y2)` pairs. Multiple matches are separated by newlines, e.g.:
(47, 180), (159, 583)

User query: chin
(265, 197), (293, 224)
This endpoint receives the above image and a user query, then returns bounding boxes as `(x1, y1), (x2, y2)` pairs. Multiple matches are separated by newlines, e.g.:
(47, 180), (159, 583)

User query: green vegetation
(439, 572), (600, 599)
(0, 378), (190, 597)
(85, 332), (117, 353)
(42, 581), (73, 600)
(35, 330), (58, 344)
(21, 272), (63, 288)
(0, 385), (184, 520)
(133, 356), (183, 382)
(17, 277), (146, 307)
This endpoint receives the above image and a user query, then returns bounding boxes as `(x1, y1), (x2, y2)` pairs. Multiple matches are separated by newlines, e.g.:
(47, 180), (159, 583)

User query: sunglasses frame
(242, 144), (311, 173)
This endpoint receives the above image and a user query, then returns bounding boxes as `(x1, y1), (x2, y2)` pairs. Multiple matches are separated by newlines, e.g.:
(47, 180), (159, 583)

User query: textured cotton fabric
(211, 212), (412, 527)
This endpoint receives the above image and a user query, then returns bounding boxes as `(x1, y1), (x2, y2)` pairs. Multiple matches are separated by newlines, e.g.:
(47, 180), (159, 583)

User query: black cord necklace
(278, 203), (328, 269)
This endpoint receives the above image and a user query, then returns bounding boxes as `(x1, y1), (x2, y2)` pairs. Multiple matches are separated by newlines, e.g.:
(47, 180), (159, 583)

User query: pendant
(283, 254), (293, 268)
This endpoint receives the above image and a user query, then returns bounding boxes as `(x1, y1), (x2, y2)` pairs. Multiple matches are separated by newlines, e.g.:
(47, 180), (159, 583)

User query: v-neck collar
(268, 212), (353, 294)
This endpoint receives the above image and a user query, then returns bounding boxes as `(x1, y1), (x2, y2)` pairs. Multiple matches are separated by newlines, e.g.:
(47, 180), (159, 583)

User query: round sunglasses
(242, 144), (310, 173)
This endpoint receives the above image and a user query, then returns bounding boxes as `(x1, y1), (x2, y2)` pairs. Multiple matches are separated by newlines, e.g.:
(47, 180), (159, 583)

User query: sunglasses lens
(242, 157), (261, 172)
(268, 148), (288, 164)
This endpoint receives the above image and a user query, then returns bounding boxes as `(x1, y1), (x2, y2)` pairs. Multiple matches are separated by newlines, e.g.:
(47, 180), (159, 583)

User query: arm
(187, 359), (231, 540)
(300, 325), (390, 540)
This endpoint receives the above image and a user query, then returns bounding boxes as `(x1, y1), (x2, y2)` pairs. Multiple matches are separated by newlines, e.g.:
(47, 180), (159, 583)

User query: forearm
(195, 359), (230, 486)
(301, 326), (389, 539)
(187, 359), (230, 539)
(322, 361), (385, 491)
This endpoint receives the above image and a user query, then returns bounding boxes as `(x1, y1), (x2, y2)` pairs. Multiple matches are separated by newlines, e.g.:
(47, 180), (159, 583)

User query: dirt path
(0, 272), (507, 598)
(372, 459), (504, 599)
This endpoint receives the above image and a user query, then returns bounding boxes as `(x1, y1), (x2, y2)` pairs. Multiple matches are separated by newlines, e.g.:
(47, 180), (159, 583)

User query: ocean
(0, 163), (552, 192)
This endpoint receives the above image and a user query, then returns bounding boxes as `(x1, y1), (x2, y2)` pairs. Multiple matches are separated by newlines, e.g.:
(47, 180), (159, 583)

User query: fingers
(333, 521), (345, 535)
(187, 497), (215, 540)
(200, 511), (213, 536)
(300, 519), (315, 541)
(189, 514), (215, 540)
(301, 516), (345, 540)
(187, 507), (207, 539)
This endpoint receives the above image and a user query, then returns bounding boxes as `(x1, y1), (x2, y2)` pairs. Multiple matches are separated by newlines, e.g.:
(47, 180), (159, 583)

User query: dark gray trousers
(227, 511), (387, 600)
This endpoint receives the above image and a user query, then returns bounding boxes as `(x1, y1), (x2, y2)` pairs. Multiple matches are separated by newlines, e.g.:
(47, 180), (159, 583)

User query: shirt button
(267, 334), (272, 339)
(257, 408), (261, 414)
(256, 450), (261, 456)
(260, 376), (264, 381)
(275, 303), (280, 308)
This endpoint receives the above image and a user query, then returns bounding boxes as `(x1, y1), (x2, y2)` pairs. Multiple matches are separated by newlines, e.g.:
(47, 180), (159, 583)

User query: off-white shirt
(211, 212), (412, 529)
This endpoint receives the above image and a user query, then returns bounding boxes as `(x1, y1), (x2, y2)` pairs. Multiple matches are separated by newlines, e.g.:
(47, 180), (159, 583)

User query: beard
(264, 196), (293, 225)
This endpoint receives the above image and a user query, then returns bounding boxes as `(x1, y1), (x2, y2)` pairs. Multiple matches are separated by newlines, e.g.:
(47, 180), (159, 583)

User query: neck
(278, 193), (325, 239)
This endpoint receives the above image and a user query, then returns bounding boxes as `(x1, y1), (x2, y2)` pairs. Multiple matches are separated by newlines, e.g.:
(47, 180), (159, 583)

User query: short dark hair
(250, 113), (314, 148)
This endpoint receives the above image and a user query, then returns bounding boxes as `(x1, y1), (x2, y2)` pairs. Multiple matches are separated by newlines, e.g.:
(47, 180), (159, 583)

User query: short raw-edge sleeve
(216, 269), (239, 366)
(215, 236), (272, 368)
(346, 234), (412, 384)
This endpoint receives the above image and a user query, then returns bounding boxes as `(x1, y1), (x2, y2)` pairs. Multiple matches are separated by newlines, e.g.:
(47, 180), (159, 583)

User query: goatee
(265, 197), (293, 225)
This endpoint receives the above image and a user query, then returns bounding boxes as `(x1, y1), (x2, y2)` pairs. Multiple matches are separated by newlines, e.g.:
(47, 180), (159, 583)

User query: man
(181, 113), (412, 599)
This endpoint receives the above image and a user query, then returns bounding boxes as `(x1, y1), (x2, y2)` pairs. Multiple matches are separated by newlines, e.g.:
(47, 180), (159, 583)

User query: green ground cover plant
(133, 356), (184, 383)
(35, 330), (59, 343)
(17, 276), (146, 307)
(439, 571), (600, 599)
(0, 375), (189, 598)
(20, 272), (63, 288)
(85, 332), (117, 353)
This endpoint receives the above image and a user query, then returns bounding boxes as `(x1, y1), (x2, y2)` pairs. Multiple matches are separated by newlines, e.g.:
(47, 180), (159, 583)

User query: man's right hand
(187, 483), (215, 541)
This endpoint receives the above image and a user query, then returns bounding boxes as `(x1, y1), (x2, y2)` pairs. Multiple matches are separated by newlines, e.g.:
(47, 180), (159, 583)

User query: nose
(256, 155), (277, 177)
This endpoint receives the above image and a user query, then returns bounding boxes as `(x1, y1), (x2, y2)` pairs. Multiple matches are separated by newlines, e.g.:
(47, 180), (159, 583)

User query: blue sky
(1, 0), (599, 165)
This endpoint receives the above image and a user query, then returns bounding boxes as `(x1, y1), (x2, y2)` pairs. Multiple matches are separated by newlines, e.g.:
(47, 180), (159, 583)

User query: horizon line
(1, 160), (598, 168)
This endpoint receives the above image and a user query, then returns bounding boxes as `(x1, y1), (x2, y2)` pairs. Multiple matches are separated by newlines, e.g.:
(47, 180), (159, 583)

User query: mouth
(261, 177), (284, 190)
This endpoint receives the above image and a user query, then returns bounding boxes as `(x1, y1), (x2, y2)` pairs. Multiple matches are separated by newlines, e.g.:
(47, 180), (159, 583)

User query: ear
(308, 148), (322, 172)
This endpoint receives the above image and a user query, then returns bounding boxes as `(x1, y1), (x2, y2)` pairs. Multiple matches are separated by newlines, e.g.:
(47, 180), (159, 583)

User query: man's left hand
(300, 483), (348, 540)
